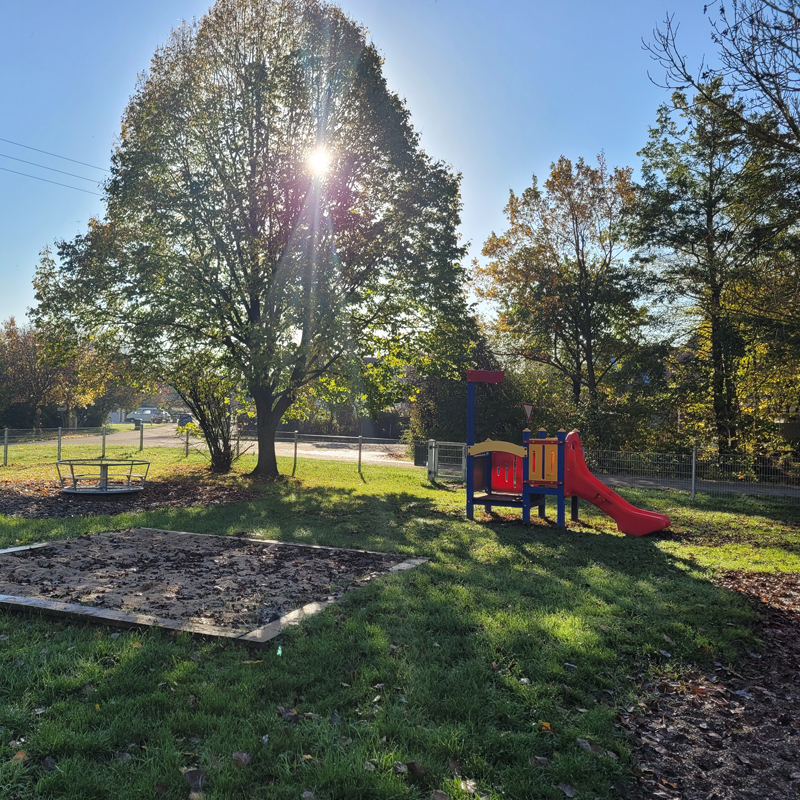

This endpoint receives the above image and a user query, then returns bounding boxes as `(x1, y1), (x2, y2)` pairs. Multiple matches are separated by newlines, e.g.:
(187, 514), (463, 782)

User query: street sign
(522, 402), (534, 423)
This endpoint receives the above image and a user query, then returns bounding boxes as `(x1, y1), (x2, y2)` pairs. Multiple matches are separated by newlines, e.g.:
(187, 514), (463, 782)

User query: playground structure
(465, 370), (671, 536)
(56, 458), (150, 495)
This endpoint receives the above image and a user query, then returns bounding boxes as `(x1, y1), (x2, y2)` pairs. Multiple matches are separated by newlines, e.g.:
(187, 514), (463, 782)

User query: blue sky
(0, 0), (714, 322)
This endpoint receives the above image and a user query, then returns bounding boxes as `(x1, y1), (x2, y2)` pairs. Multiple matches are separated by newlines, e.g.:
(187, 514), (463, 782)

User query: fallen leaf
(541, 722), (552, 732)
(301, 792), (315, 799)
(364, 761), (376, 771)
(557, 783), (577, 797)
(329, 709), (341, 727)
(133, 642), (142, 648)
(242, 659), (262, 664)
(564, 663), (578, 670)
(277, 705), (300, 724)
(232, 751), (251, 766)
(531, 755), (548, 766)
(576, 737), (592, 752)
(41, 756), (57, 772)
(663, 634), (673, 644)
(659, 650), (671, 658)
(394, 761), (408, 774)
(183, 768), (205, 791)
(433, 791), (449, 800)
(113, 751), (132, 764)
(11, 750), (28, 764)
(448, 757), (462, 775)
(405, 760), (425, 777)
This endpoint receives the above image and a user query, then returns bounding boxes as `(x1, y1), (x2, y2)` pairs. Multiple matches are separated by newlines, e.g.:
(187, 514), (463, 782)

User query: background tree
(476, 154), (659, 445)
(39, 0), (466, 478)
(648, 0), (800, 156)
(631, 85), (792, 452)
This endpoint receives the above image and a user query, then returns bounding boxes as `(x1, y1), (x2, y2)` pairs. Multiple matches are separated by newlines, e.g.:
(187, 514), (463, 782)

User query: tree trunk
(709, 303), (737, 453)
(251, 388), (291, 478)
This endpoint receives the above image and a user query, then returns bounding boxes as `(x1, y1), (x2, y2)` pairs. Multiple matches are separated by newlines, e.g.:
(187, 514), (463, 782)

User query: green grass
(0, 454), (797, 799)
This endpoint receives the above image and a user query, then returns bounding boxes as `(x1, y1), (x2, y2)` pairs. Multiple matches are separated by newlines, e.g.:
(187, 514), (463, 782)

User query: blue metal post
(538, 429), (547, 519)
(556, 429), (566, 527)
(466, 381), (476, 519)
(522, 428), (531, 523)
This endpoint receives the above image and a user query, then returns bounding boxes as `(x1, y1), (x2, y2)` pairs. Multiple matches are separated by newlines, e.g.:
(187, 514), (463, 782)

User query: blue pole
(466, 382), (476, 520)
(538, 429), (547, 519)
(556, 429), (566, 527)
(522, 428), (531, 524)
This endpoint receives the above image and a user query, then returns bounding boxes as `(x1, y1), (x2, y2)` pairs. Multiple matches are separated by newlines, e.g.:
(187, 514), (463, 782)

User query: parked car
(177, 413), (194, 427)
(126, 407), (171, 425)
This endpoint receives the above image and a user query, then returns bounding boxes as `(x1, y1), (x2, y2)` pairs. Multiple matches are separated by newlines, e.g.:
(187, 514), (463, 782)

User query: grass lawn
(0, 453), (798, 799)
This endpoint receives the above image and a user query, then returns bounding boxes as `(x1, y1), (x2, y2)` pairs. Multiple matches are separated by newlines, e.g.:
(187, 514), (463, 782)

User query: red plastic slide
(563, 430), (671, 536)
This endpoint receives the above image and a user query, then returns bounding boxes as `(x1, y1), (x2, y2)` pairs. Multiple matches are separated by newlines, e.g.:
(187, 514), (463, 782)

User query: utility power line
(0, 136), (110, 173)
(0, 152), (100, 183)
(0, 165), (103, 196)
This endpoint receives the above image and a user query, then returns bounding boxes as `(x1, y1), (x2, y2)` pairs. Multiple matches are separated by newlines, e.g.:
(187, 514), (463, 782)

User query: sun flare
(308, 146), (331, 175)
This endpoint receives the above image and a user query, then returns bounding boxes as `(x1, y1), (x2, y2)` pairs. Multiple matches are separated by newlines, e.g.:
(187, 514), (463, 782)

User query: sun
(308, 146), (331, 175)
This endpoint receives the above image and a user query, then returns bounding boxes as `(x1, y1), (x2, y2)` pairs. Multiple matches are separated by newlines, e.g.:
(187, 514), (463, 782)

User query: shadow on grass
(0, 477), (768, 799)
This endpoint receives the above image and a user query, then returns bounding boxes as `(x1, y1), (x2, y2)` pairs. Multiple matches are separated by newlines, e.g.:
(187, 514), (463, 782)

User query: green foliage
(631, 83), (798, 453)
(36, 0), (467, 478)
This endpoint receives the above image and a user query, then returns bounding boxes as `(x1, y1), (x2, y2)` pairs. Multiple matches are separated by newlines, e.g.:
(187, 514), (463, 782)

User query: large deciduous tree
(476, 155), (656, 417)
(42, 0), (465, 477)
(631, 86), (792, 452)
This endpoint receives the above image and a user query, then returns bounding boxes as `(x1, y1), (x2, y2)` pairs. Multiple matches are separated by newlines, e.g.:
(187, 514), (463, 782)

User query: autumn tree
(477, 155), (657, 424)
(630, 86), (792, 451)
(39, 0), (466, 477)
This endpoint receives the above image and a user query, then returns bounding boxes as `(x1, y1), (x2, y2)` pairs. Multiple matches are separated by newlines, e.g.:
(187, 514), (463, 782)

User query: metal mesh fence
(427, 441), (467, 481)
(1, 424), (188, 467)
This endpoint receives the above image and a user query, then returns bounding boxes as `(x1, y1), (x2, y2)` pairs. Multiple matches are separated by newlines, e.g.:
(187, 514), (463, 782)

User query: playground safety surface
(0, 528), (426, 644)
(627, 569), (800, 800)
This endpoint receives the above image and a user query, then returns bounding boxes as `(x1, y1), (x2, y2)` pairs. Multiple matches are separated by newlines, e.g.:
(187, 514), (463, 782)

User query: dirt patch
(0, 479), (260, 518)
(627, 570), (800, 800)
(0, 528), (405, 632)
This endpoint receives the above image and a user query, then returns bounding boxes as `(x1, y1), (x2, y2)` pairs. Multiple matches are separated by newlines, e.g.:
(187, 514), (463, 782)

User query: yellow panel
(543, 443), (559, 481)
(468, 439), (526, 458)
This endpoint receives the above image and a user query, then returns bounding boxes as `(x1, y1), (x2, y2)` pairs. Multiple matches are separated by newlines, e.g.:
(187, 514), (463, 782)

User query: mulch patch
(626, 570), (800, 800)
(0, 528), (404, 632)
(0, 478), (260, 518)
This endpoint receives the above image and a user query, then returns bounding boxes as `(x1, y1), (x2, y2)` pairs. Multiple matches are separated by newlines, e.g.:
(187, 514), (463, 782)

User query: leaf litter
(0, 527), (406, 632)
(624, 569), (800, 799)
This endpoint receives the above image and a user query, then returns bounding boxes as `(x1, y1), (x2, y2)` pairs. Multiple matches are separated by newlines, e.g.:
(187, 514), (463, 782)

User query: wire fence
(3, 425), (798, 501)
(0, 424), (196, 466)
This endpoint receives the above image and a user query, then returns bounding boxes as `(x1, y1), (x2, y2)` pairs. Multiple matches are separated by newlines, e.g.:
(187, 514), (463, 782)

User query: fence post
(185, 428), (190, 458)
(462, 444), (468, 481)
(358, 435), (363, 474)
(691, 443), (697, 501)
(101, 425), (106, 458)
(292, 430), (299, 477)
(427, 439), (436, 481)
(57, 427), (62, 461)
(139, 422), (144, 452)
(3, 428), (7, 467)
